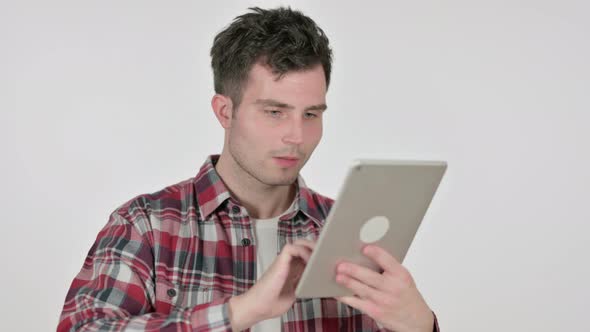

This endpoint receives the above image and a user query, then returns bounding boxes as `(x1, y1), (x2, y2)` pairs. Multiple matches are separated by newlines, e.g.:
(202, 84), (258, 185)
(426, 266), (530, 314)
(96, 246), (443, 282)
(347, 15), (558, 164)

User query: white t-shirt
(249, 199), (296, 332)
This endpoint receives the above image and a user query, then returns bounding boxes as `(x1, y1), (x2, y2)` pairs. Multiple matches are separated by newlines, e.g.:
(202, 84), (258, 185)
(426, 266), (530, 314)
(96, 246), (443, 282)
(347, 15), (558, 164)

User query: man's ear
(211, 94), (234, 129)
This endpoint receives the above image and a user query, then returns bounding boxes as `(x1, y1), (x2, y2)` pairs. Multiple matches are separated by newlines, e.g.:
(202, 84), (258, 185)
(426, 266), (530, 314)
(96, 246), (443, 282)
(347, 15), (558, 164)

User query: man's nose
(282, 118), (304, 145)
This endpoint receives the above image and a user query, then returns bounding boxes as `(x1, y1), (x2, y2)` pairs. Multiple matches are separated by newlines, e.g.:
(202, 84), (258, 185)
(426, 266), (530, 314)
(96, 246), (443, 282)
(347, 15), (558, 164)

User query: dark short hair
(210, 6), (333, 108)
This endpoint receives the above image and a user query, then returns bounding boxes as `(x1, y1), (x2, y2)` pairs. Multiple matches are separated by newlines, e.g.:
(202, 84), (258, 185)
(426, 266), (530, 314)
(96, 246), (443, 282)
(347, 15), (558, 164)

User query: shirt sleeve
(57, 209), (232, 332)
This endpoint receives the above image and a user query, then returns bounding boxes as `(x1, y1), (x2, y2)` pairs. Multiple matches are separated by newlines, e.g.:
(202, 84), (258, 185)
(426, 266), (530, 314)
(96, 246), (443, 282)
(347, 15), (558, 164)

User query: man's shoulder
(111, 177), (198, 224)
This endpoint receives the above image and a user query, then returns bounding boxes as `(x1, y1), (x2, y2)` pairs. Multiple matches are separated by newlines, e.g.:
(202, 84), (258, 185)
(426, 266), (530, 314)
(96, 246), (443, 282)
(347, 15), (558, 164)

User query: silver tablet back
(295, 159), (447, 298)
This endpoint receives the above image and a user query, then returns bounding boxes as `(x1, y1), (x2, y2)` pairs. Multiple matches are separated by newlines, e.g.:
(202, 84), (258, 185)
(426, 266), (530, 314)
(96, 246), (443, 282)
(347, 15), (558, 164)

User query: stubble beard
(228, 139), (302, 188)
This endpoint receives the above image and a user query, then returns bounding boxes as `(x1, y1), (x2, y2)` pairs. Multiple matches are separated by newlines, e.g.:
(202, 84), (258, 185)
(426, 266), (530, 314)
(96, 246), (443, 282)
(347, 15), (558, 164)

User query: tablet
(295, 159), (447, 299)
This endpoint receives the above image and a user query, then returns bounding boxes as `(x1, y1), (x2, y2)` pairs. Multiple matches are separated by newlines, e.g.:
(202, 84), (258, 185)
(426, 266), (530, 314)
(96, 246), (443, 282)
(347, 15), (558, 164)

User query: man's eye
(266, 110), (283, 117)
(304, 112), (318, 119)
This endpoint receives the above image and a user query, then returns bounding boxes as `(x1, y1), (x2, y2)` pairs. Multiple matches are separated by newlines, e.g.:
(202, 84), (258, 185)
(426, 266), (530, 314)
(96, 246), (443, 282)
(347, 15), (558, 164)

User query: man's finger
(335, 273), (380, 303)
(363, 245), (402, 274)
(292, 239), (316, 251)
(336, 262), (383, 290)
(281, 243), (313, 263)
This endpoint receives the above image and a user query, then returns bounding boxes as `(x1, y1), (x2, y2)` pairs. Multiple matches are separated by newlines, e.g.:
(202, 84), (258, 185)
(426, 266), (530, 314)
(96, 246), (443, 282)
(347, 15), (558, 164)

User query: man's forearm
(228, 293), (263, 331)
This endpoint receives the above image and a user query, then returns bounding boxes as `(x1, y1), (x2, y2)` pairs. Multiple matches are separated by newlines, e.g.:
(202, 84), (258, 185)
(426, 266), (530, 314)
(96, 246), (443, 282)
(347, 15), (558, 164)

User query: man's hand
(228, 239), (315, 331)
(335, 244), (434, 332)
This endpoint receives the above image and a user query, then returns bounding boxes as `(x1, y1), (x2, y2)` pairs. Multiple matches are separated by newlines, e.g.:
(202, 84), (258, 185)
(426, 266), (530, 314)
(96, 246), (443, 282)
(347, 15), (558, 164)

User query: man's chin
(263, 174), (299, 187)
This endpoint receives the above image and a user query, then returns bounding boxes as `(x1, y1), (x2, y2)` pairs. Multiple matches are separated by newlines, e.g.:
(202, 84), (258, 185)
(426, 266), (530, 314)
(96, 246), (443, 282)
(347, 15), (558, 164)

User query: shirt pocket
(175, 284), (214, 308)
(155, 277), (229, 310)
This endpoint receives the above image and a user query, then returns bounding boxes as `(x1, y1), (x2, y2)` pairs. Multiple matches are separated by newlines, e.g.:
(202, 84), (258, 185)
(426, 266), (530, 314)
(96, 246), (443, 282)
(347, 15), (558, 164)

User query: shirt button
(232, 206), (241, 214)
(167, 288), (177, 297)
(241, 238), (251, 246)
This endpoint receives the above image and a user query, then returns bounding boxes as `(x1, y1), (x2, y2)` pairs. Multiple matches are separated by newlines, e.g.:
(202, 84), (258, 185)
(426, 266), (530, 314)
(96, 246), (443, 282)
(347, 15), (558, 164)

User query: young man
(58, 7), (439, 332)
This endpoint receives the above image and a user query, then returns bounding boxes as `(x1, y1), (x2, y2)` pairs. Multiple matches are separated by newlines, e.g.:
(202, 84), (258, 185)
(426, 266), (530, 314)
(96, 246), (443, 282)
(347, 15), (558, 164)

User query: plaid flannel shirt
(58, 155), (439, 331)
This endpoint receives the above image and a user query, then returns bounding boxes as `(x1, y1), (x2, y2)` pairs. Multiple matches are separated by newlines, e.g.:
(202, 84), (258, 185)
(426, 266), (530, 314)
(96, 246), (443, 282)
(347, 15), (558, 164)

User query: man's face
(227, 62), (327, 187)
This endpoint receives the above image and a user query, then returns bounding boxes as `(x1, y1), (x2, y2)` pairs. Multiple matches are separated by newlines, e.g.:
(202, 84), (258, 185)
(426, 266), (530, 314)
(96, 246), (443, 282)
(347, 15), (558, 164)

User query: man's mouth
(273, 156), (300, 167)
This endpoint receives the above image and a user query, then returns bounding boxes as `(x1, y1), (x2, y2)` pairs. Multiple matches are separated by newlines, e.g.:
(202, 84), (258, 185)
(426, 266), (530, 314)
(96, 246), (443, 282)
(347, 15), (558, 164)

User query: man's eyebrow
(254, 98), (328, 112)
(255, 99), (293, 109)
(305, 104), (328, 112)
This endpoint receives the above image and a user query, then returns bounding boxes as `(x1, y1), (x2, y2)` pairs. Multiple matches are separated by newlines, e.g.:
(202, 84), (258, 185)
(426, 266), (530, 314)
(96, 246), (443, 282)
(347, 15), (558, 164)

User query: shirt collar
(194, 154), (324, 226)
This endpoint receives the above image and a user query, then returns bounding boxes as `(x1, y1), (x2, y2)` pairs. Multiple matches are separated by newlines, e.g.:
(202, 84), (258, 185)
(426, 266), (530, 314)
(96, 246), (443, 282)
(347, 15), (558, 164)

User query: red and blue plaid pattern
(58, 155), (438, 331)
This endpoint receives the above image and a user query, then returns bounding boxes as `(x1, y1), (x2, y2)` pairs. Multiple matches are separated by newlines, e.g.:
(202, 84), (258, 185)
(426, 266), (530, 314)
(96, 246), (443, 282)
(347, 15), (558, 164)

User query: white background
(1, 0), (589, 331)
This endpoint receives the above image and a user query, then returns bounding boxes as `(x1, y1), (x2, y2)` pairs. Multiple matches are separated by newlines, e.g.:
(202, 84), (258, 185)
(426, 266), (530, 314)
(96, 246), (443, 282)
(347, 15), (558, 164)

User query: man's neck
(214, 152), (296, 220)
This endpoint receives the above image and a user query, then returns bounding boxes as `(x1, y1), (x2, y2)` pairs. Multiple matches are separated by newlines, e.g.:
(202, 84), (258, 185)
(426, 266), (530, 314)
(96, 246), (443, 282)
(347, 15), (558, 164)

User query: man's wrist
(228, 293), (261, 331)
(412, 309), (436, 332)
(431, 311), (439, 332)
(423, 309), (436, 332)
